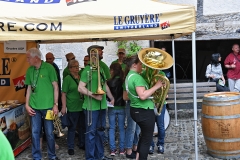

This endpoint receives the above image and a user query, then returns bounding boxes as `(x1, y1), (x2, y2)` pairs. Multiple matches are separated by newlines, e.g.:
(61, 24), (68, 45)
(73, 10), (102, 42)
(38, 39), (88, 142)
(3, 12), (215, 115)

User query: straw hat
(138, 48), (173, 70)
(65, 52), (75, 60)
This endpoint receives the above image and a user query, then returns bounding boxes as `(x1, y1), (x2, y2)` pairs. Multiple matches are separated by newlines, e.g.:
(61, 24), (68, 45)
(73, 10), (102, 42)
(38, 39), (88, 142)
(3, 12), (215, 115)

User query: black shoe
(78, 145), (85, 150)
(149, 146), (154, 154)
(68, 149), (74, 155)
(99, 156), (113, 160)
(126, 152), (136, 159)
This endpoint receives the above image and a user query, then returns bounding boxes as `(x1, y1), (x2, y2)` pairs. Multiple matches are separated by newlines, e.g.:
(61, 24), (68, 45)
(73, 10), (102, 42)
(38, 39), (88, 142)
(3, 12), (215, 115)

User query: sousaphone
(138, 48), (174, 115)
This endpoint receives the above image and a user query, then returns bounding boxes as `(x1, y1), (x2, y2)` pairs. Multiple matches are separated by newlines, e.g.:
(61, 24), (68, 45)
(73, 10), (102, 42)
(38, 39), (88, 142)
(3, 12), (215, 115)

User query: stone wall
(39, 41), (150, 80)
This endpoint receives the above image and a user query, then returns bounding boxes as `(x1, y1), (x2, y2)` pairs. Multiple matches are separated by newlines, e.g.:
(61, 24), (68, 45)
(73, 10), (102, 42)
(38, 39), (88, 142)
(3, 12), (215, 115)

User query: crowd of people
(22, 45), (169, 160)
(19, 43), (240, 160)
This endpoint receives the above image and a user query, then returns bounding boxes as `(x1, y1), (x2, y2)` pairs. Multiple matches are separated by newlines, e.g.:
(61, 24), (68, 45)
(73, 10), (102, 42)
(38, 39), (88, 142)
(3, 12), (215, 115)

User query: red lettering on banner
(12, 75), (25, 91)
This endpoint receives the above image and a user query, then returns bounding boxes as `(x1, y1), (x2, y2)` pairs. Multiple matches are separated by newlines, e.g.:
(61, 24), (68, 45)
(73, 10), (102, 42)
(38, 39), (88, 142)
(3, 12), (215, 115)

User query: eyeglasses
(70, 65), (80, 69)
(118, 52), (125, 54)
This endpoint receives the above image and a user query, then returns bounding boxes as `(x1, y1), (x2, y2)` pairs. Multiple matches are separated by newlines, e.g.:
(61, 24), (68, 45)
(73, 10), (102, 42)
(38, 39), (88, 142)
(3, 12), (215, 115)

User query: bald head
(46, 52), (55, 64)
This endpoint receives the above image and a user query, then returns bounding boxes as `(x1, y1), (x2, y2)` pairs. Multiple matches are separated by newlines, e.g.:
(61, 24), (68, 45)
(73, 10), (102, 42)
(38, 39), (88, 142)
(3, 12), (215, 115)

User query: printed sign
(4, 41), (26, 53)
(0, 42), (36, 102)
(54, 58), (62, 70)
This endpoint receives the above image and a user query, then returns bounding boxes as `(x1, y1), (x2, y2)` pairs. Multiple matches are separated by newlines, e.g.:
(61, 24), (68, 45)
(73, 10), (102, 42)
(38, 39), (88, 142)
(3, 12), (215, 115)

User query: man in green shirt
(111, 48), (127, 72)
(25, 48), (59, 160)
(78, 45), (114, 160)
(87, 45), (111, 80)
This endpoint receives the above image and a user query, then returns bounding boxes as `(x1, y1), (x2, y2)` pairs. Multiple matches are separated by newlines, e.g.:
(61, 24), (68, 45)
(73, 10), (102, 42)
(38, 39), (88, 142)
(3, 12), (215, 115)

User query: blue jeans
(151, 104), (166, 148)
(125, 101), (140, 149)
(67, 111), (80, 149)
(78, 111), (85, 147)
(84, 109), (106, 160)
(31, 109), (56, 160)
(108, 108), (125, 151)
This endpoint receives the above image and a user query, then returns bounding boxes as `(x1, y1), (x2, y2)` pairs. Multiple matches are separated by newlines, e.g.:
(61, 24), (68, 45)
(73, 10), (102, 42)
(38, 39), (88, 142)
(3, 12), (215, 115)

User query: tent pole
(171, 36), (179, 126)
(192, 32), (198, 160)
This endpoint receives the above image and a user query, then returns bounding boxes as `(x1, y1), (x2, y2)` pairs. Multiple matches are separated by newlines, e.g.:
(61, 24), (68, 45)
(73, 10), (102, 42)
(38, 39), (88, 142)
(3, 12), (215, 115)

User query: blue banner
(0, 0), (60, 4)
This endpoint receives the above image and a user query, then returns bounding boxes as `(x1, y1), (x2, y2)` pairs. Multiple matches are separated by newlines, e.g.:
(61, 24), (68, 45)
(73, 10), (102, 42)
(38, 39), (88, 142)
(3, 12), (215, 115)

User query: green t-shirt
(63, 66), (82, 79)
(80, 65), (107, 111)
(25, 62), (58, 110)
(62, 75), (83, 112)
(100, 61), (110, 80)
(0, 131), (14, 160)
(111, 59), (126, 72)
(63, 67), (70, 79)
(125, 70), (154, 109)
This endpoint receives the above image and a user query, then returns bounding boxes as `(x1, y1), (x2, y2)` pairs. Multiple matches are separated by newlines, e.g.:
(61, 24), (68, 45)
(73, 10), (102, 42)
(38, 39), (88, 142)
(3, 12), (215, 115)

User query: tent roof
(0, 0), (196, 43)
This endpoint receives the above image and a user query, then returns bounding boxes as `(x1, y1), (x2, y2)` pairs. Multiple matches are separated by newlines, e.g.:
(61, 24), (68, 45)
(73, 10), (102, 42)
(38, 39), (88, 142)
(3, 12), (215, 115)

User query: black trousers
(130, 107), (155, 160)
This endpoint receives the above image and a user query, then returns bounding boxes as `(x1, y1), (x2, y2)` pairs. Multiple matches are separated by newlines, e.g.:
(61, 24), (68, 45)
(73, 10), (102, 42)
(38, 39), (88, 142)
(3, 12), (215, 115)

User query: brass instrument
(89, 48), (105, 95)
(86, 48), (106, 126)
(45, 110), (64, 137)
(138, 48), (173, 115)
(53, 114), (64, 137)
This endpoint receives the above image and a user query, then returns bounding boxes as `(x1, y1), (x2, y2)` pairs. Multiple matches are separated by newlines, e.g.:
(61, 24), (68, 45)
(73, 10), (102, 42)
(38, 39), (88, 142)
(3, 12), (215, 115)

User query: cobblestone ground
(15, 109), (237, 160)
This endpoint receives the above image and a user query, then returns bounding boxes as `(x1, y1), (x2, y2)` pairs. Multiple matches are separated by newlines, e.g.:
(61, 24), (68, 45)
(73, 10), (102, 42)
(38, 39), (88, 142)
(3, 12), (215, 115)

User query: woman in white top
(205, 53), (229, 92)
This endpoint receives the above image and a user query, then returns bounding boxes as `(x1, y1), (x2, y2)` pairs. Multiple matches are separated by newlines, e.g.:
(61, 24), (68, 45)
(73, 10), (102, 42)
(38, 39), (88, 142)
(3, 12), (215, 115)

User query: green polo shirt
(100, 61), (110, 80)
(25, 62), (58, 110)
(125, 70), (154, 109)
(111, 59), (126, 72)
(80, 65), (107, 111)
(62, 75), (83, 112)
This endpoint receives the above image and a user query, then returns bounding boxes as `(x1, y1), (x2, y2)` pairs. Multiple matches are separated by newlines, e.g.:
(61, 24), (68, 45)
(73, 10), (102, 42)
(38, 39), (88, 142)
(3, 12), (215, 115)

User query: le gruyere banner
(0, 0), (196, 42)
(0, 42), (36, 103)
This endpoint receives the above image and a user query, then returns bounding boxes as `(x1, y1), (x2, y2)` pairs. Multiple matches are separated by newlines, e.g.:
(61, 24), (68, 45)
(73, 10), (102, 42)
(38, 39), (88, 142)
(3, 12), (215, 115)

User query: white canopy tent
(0, 0), (198, 159)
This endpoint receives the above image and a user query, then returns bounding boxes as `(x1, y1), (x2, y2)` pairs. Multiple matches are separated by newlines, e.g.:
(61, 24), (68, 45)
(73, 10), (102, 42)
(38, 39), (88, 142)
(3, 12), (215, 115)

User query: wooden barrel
(202, 92), (240, 159)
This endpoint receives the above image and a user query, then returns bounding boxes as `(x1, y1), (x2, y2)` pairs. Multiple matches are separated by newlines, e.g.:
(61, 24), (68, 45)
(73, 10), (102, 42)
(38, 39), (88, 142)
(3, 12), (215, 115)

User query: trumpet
(45, 110), (64, 137)
(53, 114), (64, 137)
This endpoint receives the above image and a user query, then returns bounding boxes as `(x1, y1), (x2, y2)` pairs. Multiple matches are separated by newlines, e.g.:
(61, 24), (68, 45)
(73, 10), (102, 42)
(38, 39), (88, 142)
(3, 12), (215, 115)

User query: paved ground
(15, 109), (232, 160)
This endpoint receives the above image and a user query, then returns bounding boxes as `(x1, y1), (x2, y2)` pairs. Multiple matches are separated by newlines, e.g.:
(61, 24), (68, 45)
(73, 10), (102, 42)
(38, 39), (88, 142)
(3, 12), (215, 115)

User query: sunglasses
(118, 52), (125, 54)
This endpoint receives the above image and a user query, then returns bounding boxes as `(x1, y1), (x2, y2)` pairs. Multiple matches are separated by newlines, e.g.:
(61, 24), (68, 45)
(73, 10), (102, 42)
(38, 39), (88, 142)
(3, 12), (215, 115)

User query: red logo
(12, 75), (25, 91)
(160, 21), (170, 30)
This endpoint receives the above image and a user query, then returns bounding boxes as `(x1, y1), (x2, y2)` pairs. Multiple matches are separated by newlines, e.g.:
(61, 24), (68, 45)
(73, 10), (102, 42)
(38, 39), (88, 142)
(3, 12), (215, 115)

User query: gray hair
(27, 48), (42, 59)
(68, 59), (79, 68)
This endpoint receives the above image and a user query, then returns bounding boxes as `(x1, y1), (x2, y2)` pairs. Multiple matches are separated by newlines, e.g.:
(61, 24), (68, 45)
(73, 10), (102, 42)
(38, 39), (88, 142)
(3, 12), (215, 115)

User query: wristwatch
(54, 103), (58, 106)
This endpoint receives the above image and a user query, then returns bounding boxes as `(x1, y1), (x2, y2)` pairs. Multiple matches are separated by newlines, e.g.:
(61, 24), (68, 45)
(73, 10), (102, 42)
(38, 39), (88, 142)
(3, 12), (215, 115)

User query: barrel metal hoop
(208, 148), (240, 154)
(203, 96), (240, 102)
(204, 136), (240, 143)
(202, 113), (240, 119)
(202, 100), (240, 106)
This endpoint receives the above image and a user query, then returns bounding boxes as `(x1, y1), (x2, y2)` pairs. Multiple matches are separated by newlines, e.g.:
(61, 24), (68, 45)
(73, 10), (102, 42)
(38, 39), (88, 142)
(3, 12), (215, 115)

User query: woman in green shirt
(61, 60), (84, 155)
(124, 54), (163, 160)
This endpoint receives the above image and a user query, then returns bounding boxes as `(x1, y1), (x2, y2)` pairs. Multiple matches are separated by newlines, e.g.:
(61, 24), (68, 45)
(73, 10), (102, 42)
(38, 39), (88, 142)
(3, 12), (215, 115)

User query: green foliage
(115, 40), (142, 57)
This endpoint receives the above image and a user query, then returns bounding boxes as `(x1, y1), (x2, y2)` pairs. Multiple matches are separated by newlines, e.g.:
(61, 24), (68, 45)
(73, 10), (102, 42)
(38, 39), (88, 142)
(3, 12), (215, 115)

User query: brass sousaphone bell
(138, 48), (174, 115)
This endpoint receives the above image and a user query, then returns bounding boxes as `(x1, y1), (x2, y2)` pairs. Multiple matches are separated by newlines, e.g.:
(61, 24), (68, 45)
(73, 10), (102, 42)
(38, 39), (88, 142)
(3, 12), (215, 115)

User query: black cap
(87, 45), (104, 54)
